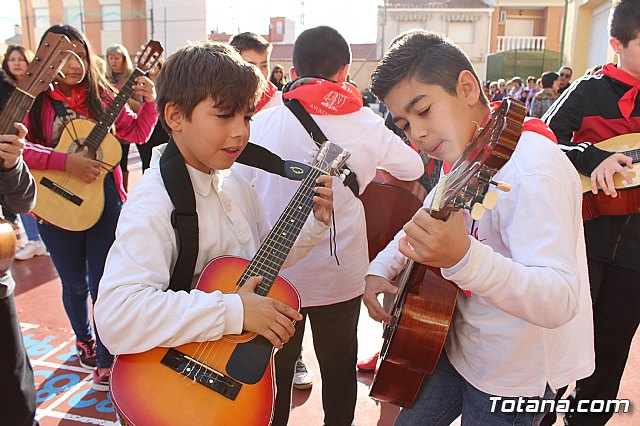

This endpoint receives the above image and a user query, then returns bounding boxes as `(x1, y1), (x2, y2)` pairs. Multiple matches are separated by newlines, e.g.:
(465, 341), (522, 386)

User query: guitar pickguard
(226, 335), (272, 384)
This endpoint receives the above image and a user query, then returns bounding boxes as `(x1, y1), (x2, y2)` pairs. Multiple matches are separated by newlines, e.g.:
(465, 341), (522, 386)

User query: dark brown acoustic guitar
(370, 98), (526, 407)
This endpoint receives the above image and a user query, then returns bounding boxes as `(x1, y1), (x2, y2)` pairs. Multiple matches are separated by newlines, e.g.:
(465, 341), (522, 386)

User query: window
(102, 5), (121, 31)
(448, 22), (474, 44)
(64, 6), (83, 30)
(34, 8), (50, 28)
(276, 21), (283, 34)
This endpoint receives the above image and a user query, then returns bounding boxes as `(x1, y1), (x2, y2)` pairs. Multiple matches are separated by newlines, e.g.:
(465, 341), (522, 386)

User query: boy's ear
(610, 37), (623, 55)
(290, 67), (298, 81)
(458, 70), (482, 107)
(164, 102), (183, 133)
(334, 64), (351, 83)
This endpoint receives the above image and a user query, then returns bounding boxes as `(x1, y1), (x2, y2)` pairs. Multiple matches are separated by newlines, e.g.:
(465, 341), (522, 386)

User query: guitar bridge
(161, 348), (242, 400)
(40, 177), (83, 206)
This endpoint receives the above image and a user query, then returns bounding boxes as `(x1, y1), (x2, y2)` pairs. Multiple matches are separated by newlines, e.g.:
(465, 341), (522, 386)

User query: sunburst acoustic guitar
(0, 33), (74, 273)
(109, 142), (351, 426)
(369, 98), (526, 407)
(30, 40), (163, 232)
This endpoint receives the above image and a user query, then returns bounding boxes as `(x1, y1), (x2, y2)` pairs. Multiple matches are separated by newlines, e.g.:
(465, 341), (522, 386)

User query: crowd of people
(1, 0), (639, 425)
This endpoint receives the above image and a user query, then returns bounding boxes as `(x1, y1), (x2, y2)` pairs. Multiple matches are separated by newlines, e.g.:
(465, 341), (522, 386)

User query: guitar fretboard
(623, 148), (640, 164)
(84, 68), (145, 152)
(238, 167), (324, 296)
(0, 90), (35, 135)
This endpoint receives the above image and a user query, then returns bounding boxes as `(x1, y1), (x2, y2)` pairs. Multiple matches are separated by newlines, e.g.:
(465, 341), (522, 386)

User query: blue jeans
(395, 352), (555, 426)
(37, 177), (121, 369)
(20, 214), (41, 242)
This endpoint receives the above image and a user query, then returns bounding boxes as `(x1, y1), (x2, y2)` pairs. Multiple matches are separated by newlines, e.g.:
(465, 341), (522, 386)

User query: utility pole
(300, 0), (304, 26)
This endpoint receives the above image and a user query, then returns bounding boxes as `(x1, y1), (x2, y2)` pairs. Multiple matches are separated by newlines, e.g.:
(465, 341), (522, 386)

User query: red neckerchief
(47, 83), (90, 118)
(255, 80), (278, 113)
(283, 78), (363, 115)
(596, 63), (640, 120)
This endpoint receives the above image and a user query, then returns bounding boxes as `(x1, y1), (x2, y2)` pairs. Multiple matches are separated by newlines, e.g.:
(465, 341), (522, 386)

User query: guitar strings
(181, 166), (324, 388)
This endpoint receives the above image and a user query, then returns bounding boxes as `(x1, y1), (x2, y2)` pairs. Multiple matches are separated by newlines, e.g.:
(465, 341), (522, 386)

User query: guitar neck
(0, 90), (36, 135)
(84, 68), (145, 152)
(238, 167), (324, 295)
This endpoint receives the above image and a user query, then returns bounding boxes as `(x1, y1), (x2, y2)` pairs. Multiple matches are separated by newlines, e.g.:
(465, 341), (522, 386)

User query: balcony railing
(496, 36), (547, 52)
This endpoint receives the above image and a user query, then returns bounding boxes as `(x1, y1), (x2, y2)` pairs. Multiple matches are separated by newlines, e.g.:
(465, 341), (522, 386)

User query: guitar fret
(85, 68), (144, 151)
(239, 168), (323, 294)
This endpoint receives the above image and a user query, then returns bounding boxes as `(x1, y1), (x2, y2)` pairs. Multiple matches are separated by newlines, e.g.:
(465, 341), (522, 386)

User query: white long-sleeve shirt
(95, 145), (328, 355)
(235, 106), (424, 307)
(368, 130), (595, 397)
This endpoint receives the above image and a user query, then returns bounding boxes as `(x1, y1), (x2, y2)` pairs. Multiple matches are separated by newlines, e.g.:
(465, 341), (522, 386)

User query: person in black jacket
(0, 123), (38, 426)
(542, 1), (640, 424)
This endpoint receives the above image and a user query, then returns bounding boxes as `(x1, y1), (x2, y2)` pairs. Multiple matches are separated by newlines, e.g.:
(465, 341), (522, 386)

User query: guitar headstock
(134, 40), (163, 73)
(314, 142), (351, 177)
(17, 33), (74, 97)
(429, 99), (524, 221)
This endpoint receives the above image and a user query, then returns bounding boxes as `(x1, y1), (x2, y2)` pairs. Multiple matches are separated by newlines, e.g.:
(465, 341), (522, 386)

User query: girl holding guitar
(22, 25), (158, 391)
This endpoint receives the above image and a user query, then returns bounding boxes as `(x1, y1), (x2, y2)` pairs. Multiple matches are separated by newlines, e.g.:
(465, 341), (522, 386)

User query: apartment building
(18, 0), (205, 59)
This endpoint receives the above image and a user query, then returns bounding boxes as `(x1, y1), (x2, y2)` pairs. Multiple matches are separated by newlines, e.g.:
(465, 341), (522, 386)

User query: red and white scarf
(283, 78), (363, 115)
(596, 63), (640, 120)
(255, 80), (278, 113)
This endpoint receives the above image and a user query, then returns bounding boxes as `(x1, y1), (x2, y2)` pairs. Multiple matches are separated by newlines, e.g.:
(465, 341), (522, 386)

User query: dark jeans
(0, 294), (38, 426)
(395, 352), (554, 426)
(37, 177), (122, 369)
(272, 295), (361, 426)
(562, 259), (640, 425)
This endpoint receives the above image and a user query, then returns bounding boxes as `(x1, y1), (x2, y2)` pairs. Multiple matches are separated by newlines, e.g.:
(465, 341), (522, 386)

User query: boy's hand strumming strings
(238, 276), (302, 349)
(312, 175), (333, 225)
(0, 123), (28, 170)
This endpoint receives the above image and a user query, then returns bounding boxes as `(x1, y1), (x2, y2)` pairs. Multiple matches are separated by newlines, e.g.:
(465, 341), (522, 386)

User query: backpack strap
(284, 99), (360, 196)
(160, 138), (199, 293)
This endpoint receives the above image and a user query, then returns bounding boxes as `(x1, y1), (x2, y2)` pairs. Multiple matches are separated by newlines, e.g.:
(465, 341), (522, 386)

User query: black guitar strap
(284, 98), (360, 197)
(160, 138), (315, 292)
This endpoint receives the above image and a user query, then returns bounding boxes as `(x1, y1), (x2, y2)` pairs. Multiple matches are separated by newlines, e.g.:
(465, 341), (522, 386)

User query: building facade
(18, 0), (206, 59)
(377, 0), (493, 81)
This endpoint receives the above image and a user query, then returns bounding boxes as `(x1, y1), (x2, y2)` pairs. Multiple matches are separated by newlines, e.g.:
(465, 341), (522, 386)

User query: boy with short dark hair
(365, 29), (595, 425)
(542, 0), (640, 423)
(94, 41), (334, 359)
(229, 32), (281, 111)
(237, 25), (423, 425)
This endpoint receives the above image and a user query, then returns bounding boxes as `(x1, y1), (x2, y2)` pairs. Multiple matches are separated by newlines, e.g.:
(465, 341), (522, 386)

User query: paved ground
(11, 149), (640, 425)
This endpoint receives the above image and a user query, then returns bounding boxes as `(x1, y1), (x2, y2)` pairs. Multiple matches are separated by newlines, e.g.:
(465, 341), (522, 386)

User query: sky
(0, 0), (382, 46)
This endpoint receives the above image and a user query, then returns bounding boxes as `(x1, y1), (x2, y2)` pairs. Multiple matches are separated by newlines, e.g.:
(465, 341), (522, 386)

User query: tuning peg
(471, 203), (485, 221)
(339, 173), (347, 182)
(342, 168), (351, 176)
(482, 190), (498, 210)
(491, 180), (512, 192)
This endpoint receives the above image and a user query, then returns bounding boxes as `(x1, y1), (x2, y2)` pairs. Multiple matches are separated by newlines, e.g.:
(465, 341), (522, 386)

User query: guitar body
(0, 219), (17, 275)
(578, 133), (640, 221)
(370, 265), (459, 407)
(110, 256), (301, 426)
(361, 170), (427, 261)
(31, 118), (122, 231)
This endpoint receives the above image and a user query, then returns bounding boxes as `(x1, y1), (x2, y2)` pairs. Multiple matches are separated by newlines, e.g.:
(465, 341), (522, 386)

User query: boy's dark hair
(371, 30), (487, 105)
(610, 0), (640, 47)
(228, 32), (272, 54)
(541, 71), (559, 88)
(156, 41), (264, 133)
(292, 26), (351, 79)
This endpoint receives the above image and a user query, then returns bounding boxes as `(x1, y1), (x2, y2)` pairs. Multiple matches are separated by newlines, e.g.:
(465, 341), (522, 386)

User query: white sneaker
(293, 357), (313, 390)
(15, 241), (48, 261)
